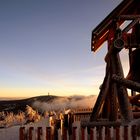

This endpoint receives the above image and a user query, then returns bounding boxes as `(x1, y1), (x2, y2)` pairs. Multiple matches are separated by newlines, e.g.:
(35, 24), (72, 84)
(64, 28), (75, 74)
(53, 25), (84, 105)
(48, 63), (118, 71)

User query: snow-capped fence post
(37, 127), (42, 140)
(29, 127), (34, 140)
(19, 127), (26, 140)
(46, 127), (51, 140)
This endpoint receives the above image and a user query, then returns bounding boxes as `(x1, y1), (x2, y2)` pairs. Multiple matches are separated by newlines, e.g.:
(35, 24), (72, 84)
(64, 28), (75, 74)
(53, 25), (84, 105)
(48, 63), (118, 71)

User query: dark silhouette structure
(90, 0), (140, 122)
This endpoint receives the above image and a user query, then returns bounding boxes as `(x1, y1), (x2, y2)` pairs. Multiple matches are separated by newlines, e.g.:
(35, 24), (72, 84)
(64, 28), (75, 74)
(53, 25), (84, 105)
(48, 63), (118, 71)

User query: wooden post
(124, 126), (128, 140)
(98, 126), (103, 140)
(90, 34), (129, 122)
(81, 127), (85, 140)
(112, 74), (140, 92)
(131, 125), (137, 140)
(29, 127), (34, 140)
(105, 38), (124, 62)
(111, 53), (133, 121)
(101, 94), (111, 119)
(115, 126), (120, 140)
(63, 128), (67, 140)
(19, 127), (25, 140)
(90, 128), (94, 140)
(46, 127), (51, 140)
(72, 127), (77, 140)
(109, 82), (118, 121)
(105, 127), (111, 140)
(37, 127), (42, 140)
(137, 125), (140, 138)
(53, 125), (58, 140)
(90, 70), (110, 121)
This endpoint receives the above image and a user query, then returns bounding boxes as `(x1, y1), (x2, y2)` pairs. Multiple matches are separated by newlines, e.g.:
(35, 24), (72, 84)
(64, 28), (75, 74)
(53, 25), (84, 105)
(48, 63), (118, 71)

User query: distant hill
(0, 95), (60, 113)
(0, 95), (97, 114)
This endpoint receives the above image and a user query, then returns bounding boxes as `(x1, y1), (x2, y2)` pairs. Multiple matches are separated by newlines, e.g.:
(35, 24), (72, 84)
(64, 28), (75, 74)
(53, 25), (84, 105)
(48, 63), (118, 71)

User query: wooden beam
(119, 15), (140, 20)
(122, 19), (140, 33)
(92, 31), (108, 51)
(91, 0), (134, 51)
(92, 0), (133, 38)
(111, 54), (133, 121)
(112, 74), (140, 92)
(130, 95), (140, 107)
(90, 70), (110, 121)
(81, 121), (122, 127)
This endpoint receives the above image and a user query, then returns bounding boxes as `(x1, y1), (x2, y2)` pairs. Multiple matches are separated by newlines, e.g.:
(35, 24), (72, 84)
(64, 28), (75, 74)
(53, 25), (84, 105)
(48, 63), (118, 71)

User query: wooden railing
(19, 124), (140, 140)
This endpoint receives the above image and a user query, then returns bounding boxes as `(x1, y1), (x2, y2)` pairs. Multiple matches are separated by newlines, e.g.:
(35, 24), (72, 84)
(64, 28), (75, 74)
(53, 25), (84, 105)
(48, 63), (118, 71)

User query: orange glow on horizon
(0, 86), (99, 98)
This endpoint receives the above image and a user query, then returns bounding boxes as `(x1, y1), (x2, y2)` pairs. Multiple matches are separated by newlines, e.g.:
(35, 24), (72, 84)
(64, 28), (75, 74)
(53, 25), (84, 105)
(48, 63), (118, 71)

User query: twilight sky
(0, 0), (126, 98)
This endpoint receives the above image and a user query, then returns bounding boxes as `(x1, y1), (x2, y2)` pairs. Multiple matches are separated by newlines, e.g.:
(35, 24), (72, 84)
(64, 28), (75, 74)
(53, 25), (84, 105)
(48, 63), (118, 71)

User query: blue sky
(0, 0), (123, 98)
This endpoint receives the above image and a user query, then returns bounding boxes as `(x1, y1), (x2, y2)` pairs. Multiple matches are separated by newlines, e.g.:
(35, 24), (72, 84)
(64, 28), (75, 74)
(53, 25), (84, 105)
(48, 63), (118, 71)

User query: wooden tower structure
(90, 0), (140, 122)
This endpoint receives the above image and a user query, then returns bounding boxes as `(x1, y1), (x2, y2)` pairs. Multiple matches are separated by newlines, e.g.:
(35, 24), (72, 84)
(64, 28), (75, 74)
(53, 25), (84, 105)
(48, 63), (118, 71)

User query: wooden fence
(19, 124), (140, 140)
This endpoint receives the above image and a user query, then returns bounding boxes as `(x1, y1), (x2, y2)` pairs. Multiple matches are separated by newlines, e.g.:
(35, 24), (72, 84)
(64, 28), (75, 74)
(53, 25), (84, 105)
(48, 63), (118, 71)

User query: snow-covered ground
(0, 125), (20, 140)
(0, 118), (49, 140)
